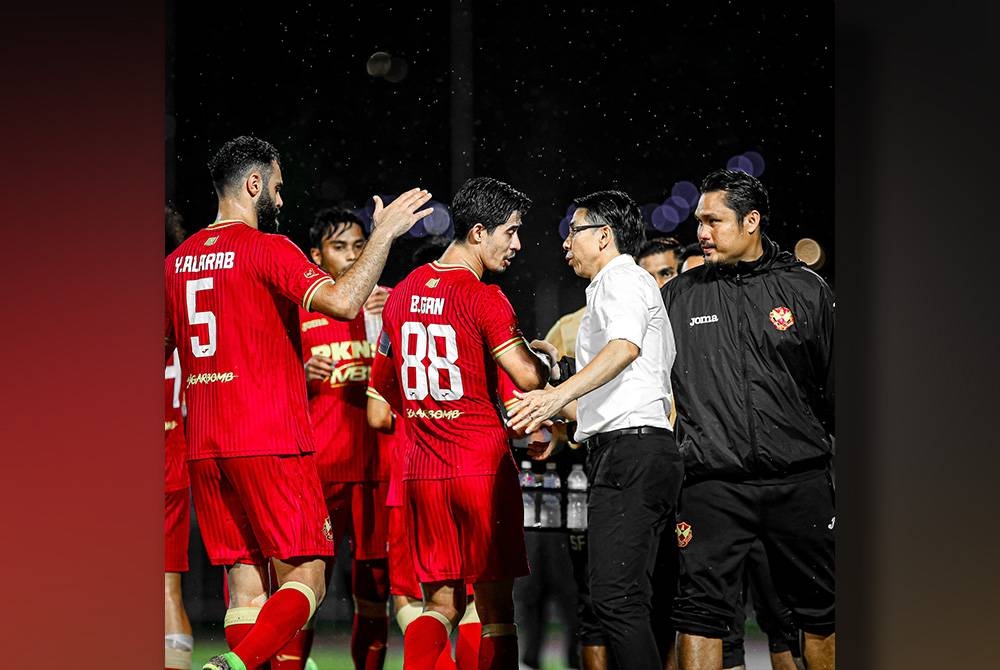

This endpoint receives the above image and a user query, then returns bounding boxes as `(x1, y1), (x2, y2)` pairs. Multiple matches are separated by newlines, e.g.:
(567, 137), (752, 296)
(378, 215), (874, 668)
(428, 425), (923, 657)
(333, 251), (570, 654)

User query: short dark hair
(636, 236), (682, 262)
(700, 168), (770, 228)
(572, 190), (645, 256)
(309, 207), (365, 249)
(208, 135), (281, 198)
(680, 241), (704, 261)
(451, 177), (532, 240)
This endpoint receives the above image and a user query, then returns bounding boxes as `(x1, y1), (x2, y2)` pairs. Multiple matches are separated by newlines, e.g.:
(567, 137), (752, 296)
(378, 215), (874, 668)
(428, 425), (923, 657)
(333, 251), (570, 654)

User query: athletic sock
(270, 625), (314, 670)
(403, 612), (452, 670)
(433, 644), (458, 670)
(351, 614), (389, 670)
(455, 622), (481, 670)
(230, 583), (317, 669)
(224, 607), (261, 650)
(478, 624), (518, 670)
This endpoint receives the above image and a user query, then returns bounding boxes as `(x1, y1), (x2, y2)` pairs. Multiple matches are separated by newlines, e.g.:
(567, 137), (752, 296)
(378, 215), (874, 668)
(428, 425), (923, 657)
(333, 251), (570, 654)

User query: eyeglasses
(565, 223), (606, 240)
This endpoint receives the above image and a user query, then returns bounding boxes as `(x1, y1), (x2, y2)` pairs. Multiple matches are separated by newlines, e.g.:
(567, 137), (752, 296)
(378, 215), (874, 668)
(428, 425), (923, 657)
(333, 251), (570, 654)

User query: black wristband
(549, 356), (577, 387)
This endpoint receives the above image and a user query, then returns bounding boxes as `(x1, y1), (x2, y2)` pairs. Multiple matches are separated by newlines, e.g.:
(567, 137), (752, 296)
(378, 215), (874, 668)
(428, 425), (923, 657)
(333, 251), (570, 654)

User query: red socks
(270, 627), (315, 670)
(351, 614), (389, 670)
(230, 584), (315, 669)
(455, 622), (482, 670)
(403, 614), (452, 670)
(478, 628), (518, 670)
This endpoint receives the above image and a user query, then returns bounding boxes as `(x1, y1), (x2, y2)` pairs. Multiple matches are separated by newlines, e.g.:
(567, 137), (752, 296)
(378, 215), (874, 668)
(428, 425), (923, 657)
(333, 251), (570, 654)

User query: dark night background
(168, 1), (832, 342)
(7, 3), (1000, 669)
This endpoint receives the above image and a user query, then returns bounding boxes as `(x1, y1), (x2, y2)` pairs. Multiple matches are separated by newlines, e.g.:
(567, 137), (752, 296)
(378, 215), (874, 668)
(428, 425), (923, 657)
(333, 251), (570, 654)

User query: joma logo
(689, 314), (719, 327)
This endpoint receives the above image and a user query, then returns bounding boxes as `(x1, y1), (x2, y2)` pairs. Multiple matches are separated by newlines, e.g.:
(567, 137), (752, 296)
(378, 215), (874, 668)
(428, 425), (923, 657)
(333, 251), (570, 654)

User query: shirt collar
(588, 253), (633, 289)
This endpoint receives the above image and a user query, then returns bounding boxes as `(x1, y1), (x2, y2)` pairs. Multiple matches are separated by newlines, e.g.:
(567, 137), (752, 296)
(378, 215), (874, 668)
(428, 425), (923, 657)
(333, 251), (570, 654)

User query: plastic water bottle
(540, 462), (562, 528)
(519, 461), (538, 527)
(566, 463), (588, 530)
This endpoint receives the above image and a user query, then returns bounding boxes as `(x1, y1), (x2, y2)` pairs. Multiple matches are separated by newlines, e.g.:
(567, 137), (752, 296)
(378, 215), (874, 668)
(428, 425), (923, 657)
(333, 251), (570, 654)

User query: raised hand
(371, 188), (434, 239)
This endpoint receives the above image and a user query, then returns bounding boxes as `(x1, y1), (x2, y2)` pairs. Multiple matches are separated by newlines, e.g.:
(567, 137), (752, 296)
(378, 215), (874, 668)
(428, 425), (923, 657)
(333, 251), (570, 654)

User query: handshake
(528, 339), (574, 386)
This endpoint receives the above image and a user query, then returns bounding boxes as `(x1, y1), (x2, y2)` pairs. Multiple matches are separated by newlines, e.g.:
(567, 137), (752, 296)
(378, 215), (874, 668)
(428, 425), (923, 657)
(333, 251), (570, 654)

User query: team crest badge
(304, 267), (321, 279)
(425, 278), (440, 288)
(204, 236), (219, 246)
(769, 306), (794, 331)
(322, 517), (334, 542)
(675, 521), (693, 548)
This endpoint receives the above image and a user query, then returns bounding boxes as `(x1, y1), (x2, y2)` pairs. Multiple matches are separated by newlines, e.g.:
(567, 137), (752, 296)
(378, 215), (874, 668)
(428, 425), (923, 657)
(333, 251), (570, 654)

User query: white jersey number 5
(186, 278), (217, 357)
(400, 321), (464, 401)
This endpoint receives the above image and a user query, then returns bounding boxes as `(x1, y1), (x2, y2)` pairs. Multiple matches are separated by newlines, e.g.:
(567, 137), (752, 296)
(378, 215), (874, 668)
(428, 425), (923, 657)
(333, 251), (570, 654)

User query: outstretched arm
(309, 188), (432, 320)
(507, 339), (638, 434)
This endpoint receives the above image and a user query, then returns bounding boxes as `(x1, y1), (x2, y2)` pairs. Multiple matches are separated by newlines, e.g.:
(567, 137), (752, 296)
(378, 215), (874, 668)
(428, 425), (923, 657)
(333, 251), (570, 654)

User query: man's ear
(469, 222), (486, 244)
(310, 247), (322, 265)
(599, 226), (613, 251)
(743, 210), (761, 235)
(246, 170), (263, 198)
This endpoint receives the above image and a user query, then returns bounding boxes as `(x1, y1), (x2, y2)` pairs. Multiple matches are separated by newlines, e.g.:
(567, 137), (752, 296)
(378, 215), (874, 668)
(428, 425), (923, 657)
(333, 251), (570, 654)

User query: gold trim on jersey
(206, 219), (247, 230)
(302, 277), (335, 311)
(366, 387), (387, 403)
(430, 260), (479, 278)
(492, 336), (524, 359)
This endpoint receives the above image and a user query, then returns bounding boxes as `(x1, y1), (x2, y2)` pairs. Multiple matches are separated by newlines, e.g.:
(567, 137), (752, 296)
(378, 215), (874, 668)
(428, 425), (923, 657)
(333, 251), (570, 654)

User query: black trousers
(585, 429), (683, 670)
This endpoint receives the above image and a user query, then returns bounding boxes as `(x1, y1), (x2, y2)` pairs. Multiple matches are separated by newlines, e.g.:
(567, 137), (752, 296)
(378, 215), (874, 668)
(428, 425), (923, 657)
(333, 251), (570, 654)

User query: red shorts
(404, 464), (529, 584)
(389, 505), (475, 599)
(388, 505), (422, 599)
(323, 480), (389, 561)
(165, 487), (191, 573)
(189, 454), (335, 566)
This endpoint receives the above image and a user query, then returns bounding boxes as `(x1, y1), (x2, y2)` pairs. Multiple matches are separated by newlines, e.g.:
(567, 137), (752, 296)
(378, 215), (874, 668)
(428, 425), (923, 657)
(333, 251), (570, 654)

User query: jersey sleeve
(496, 367), (520, 416)
(369, 329), (402, 414)
(258, 234), (335, 311)
(591, 270), (649, 349)
(476, 285), (525, 360)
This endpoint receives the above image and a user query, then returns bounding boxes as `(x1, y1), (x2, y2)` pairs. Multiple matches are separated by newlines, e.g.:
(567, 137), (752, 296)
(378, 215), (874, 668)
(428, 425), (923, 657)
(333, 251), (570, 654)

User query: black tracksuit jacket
(660, 237), (834, 483)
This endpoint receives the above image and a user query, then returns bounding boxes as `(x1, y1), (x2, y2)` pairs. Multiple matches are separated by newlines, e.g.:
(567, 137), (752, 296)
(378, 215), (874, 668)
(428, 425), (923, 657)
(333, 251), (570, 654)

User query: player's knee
(353, 558), (389, 604)
(395, 600), (423, 633)
(355, 597), (389, 618)
(459, 599), (480, 625)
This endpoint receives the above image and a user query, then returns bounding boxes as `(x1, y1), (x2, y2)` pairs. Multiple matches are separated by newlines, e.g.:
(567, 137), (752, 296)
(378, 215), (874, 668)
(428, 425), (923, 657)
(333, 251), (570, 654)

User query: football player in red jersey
(370, 177), (552, 670)
(297, 206), (394, 670)
(165, 136), (432, 670)
(164, 209), (194, 670)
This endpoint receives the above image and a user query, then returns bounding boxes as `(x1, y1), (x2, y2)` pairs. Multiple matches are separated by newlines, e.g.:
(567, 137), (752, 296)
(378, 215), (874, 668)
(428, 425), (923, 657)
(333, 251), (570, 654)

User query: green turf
(191, 626), (575, 670)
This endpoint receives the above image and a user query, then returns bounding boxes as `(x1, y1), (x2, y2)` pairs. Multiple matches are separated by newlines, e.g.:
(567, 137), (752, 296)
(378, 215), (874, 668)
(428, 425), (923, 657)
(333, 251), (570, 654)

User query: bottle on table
(519, 460), (538, 527)
(566, 463), (588, 530)
(540, 462), (562, 528)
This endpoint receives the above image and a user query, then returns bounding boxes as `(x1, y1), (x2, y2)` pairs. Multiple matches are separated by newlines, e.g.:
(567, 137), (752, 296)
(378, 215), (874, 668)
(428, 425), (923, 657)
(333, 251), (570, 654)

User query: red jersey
(165, 220), (334, 460)
(370, 261), (527, 480)
(299, 302), (390, 483)
(369, 359), (521, 504)
(366, 354), (409, 506)
(165, 348), (188, 492)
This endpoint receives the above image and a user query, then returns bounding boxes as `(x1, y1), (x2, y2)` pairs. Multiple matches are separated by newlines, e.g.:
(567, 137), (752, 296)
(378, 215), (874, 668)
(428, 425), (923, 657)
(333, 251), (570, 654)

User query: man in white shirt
(508, 190), (683, 670)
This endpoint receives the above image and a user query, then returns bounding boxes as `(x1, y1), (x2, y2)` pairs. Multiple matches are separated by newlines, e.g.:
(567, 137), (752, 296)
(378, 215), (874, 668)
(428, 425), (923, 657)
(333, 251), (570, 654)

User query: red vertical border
(0, 4), (164, 668)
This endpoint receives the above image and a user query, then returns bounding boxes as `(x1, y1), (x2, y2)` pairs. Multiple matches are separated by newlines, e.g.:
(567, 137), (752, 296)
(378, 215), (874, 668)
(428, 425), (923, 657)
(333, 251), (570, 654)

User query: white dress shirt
(574, 254), (675, 442)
